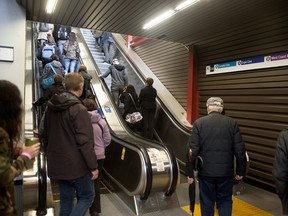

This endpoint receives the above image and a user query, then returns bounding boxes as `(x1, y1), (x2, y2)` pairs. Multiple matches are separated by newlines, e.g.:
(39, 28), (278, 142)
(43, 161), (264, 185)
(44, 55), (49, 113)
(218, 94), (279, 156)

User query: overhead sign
(206, 51), (288, 75)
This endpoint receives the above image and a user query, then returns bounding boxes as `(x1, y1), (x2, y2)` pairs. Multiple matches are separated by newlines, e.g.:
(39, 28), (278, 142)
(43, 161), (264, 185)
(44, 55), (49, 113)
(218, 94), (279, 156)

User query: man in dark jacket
(187, 97), (246, 216)
(41, 73), (98, 216)
(139, 77), (157, 139)
(273, 129), (288, 216)
(100, 58), (128, 105)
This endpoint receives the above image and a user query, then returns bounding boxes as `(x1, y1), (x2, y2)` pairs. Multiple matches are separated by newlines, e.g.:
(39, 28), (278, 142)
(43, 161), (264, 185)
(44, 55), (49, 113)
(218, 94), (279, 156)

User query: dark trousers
(142, 108), (156, 139)
(199, 177), (233, 216)
(90, 159), (104, 214)
(58, 172), (94, 216)
(281, 190), (288, 215)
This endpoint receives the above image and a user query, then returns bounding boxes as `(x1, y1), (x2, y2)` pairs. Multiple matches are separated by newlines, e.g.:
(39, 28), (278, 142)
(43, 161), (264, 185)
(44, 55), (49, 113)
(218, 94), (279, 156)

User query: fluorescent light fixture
(143, 10), (175, 29)
(46, 0), (58, 14)
(175, 0), (200, 11)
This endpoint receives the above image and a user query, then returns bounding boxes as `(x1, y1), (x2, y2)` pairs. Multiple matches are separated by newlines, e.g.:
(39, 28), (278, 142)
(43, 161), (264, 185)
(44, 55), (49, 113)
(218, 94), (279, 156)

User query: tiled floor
(46, 174), (282, 216)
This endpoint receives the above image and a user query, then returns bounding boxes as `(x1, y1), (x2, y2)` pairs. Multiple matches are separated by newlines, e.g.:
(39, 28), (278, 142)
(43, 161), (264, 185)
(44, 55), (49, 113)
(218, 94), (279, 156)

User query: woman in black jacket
(139, 77), (157, 139)
(121, 85), (139, 118)
(120, 85), (141, 131)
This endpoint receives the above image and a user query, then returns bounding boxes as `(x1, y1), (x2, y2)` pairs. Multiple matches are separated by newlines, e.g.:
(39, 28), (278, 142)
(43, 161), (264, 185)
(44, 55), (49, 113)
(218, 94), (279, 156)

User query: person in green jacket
(0, 80), (40, 216)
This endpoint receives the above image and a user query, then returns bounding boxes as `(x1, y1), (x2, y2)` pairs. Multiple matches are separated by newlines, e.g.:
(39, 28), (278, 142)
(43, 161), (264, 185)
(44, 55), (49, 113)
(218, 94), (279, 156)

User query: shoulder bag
(125, 93), (143, 124)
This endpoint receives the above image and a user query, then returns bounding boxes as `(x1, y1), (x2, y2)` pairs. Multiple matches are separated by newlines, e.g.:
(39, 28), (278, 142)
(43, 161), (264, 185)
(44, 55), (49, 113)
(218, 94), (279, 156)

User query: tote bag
(125, 93), (142, 124)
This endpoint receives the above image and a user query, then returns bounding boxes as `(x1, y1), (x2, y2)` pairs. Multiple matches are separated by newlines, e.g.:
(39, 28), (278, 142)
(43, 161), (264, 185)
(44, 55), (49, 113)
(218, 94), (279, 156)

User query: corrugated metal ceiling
(16, 0), (288, 45)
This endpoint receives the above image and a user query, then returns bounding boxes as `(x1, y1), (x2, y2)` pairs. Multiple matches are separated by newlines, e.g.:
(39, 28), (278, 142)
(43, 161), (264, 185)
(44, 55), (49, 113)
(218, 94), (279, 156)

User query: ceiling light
(143, 10), (175, 29)
(46, 0), (58, 14)
(175, 0), (200, 11)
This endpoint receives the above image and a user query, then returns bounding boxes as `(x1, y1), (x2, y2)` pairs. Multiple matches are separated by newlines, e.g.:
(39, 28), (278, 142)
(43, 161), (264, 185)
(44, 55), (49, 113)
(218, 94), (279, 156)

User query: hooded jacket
(101, 64), (128, 88)
(42, 92), (97, 180)
(89, 111), (111, 160)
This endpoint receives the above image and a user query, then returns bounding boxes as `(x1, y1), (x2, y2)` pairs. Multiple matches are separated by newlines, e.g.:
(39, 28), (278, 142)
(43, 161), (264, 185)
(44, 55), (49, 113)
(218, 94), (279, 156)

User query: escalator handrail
(31, 21), (47, 215)
(89, 70), (153, 198)
(78, 29), (180, 199)
(110, 33), (181, 195)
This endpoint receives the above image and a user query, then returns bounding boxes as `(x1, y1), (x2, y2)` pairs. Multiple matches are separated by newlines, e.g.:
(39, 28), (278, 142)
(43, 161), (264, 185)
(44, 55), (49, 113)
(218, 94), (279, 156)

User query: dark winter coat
(273, 129), (288, 198)
(43, 82), (65, 101)
(139, 86), (157, 110)
(79, 70), (92, 91)
(122, 92), (139, 117)
(187, 112), (246, 178)
(41, 92), (97, 180)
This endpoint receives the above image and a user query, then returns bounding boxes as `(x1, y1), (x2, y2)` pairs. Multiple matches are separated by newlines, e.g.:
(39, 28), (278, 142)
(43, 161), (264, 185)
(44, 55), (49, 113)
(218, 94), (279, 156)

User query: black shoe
(32, 102), (37, 111)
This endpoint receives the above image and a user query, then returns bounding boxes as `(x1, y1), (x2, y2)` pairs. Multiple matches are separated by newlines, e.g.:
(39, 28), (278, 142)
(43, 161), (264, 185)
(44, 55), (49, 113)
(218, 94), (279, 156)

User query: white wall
(0, 0), (26, 94)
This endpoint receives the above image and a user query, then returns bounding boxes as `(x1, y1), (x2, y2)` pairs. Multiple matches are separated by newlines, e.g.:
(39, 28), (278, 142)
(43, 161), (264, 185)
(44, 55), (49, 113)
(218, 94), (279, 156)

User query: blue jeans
(57, 40), (66, 55)
(58, 172), (95, 216)
(199, 177), (233, 216)
(64, 59), (78, 73)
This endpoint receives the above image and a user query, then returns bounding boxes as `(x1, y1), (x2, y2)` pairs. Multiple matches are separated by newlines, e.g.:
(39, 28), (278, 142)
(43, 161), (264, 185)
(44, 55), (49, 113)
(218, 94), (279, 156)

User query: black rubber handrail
(31, 22), (47, 215)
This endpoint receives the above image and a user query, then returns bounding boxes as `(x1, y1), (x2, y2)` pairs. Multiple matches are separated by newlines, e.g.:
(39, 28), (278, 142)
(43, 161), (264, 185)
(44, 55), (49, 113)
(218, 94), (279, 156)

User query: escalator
(79, 29), (192, 173)
(24, 24), (181, 215)
(18, 28), (180, 215)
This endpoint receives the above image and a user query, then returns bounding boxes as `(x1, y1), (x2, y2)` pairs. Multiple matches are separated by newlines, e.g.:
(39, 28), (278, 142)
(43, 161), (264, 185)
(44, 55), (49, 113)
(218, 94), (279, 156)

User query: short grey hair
(207, 105), (223, 114)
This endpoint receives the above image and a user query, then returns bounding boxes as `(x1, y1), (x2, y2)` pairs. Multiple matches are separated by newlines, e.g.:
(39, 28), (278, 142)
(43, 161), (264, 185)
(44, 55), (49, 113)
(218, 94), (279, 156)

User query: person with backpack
(41, 54), (65, 90)
(33, 74), (65, 109)
(36, 22), (54, 47)
(83, 98), (111, 216)
(53, 25), (72, 55)
(38, 34), (64, 68)
(63, 32), (80, 73)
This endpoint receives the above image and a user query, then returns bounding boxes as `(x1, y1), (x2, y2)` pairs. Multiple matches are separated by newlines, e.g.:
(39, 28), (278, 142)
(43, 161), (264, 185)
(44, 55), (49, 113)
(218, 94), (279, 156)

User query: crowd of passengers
(34, 22), (158, 140)
(31, 22), (158, 216)
(0, 22), (286, 216)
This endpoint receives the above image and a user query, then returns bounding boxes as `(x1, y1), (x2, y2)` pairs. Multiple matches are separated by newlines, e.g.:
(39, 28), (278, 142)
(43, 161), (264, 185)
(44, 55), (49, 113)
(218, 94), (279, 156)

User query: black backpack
(39, 23), (49, 32)
(58, 27), (67, 40)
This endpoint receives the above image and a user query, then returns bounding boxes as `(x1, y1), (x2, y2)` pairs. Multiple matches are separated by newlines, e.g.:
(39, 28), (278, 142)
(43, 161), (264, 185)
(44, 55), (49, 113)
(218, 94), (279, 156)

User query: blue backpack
(42, 44), (55, 60)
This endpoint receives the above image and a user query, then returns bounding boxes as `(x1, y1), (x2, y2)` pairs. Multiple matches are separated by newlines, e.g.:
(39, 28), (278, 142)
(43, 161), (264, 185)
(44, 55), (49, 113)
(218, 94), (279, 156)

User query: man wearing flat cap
(187, 97), (247, 216)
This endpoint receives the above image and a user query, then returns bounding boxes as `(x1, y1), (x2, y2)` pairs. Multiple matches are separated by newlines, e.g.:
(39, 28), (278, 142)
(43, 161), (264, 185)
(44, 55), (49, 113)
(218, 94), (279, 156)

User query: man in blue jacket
(187, 97), (246, 216)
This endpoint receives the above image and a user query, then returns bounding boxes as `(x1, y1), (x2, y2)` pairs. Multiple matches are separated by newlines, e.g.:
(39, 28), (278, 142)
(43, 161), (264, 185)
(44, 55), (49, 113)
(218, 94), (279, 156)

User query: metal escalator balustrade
(77, 28), (180, 214)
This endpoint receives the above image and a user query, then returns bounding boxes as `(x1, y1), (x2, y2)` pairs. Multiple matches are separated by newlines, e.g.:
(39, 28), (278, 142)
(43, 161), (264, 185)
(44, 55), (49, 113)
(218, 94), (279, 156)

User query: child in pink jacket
(83, 98), (111, 216)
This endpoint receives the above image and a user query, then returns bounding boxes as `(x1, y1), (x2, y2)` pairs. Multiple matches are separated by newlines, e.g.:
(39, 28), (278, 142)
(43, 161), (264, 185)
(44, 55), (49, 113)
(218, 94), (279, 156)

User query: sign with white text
(206, 51), (288, 75)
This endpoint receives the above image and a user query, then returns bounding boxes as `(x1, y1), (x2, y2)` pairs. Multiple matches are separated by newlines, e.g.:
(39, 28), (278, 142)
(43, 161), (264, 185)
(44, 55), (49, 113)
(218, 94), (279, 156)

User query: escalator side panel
(104, 140), (144, 193)
(154, 104), (190, 170)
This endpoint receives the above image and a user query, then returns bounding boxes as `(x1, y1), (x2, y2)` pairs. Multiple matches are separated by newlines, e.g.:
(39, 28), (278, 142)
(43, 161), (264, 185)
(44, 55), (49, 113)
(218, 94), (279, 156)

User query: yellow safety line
(181, 197), (273, 216)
